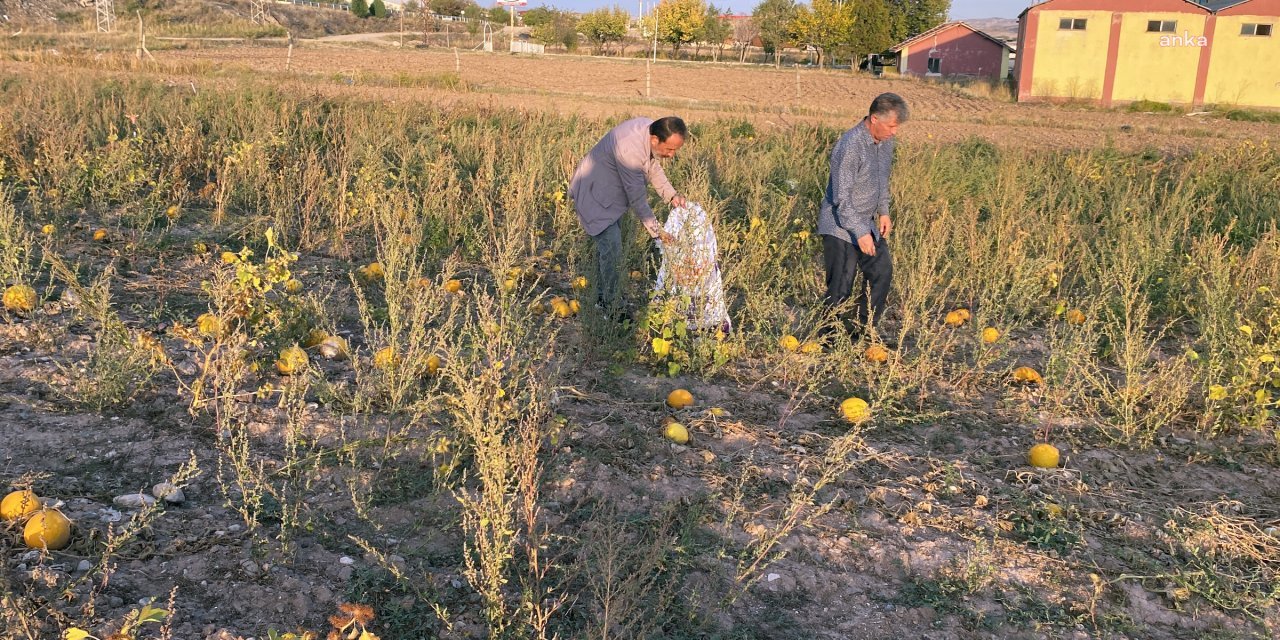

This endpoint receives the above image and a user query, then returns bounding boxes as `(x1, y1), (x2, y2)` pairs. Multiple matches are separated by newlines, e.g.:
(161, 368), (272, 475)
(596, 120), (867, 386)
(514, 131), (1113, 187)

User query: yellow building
(1016, 0), (1280, 108)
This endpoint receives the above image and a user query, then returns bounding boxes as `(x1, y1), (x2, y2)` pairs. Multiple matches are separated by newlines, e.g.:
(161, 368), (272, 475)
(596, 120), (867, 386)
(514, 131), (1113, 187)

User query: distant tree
(578, 7), (629, 55)
(787, 0), (853, 68)
(849, 0), (893, 66)
(350, 0), (370, 18)
(488, 6), (513, 24)
(700, 3), (732, 61)
(428, 0), (468, 17)
(889, 0), (949, 40)
(649, 0), (706, 58)
(521, 6), (557, 27)
(459, 2), (485, 35)
(731, 15), (760, 62)
(370, 0), (388, 18)
(752, 0), (795, 66)
(531, 9), (578, 50)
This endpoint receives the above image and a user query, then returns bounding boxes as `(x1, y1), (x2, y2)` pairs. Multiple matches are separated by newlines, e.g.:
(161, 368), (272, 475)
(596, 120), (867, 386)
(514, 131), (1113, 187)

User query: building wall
(1026, 9), (1113, 100)
(1110, 11), (1207, 103)
(1205, 8), (1280, 106)
(899, 27), (1009, 79)
(1020, 0), (1280, 108)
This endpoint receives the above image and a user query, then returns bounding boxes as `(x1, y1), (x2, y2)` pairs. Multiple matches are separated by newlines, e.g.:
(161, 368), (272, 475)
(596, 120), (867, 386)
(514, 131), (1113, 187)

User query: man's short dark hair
(650, 116), (688, 142)
(869, 93), (909, 123)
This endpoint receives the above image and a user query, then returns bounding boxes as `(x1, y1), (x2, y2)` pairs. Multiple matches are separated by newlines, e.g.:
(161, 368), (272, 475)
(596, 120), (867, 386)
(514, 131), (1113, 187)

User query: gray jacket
(817, 118), (894, 244)
(569, 117), (678, 238)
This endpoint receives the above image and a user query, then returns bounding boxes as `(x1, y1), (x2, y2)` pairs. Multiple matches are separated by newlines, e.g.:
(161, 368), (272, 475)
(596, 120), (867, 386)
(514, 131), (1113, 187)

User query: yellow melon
(864, 344), (889, 363)
(302, 328), (329, 348)
(196, 313), (224, 338)
(1, 489), (41, 521)
(2, 285), (37, 313)
(275, 346), (309, 375)
(1013, 366), (1044, 385)
(23, 509), (71, 550)
(373, 347), (398, 370)
(1028, 443), (1060, 469)
(840, 397), (870, 423)
(663, 421), (690, 445)
(666, 388), (694, 410)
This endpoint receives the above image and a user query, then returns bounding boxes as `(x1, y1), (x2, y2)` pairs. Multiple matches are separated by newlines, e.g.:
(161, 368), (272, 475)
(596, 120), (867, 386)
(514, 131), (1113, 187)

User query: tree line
(357, 0), (949, 67)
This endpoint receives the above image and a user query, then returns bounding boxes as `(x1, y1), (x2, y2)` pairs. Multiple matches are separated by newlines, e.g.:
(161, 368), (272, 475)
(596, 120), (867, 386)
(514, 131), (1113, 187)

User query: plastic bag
(654, 202), (732, 331)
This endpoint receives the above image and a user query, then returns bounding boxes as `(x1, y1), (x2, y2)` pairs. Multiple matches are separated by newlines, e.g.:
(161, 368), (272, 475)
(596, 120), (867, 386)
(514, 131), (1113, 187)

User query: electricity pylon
(250, 0), (266, 24)
(95, 0), (116, 33)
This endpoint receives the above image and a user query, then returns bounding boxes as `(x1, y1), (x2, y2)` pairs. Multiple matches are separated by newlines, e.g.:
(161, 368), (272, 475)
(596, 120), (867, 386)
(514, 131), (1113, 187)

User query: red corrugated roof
(890, 21), (1013, 53)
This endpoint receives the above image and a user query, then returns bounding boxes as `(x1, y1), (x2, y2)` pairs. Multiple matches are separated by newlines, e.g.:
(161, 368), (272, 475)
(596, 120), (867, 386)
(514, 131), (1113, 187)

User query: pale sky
(522, 0), (1029, 19)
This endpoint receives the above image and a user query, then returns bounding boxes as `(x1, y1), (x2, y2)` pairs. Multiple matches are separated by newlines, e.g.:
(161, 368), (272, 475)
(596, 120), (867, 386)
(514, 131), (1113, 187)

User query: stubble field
(0, 38), (1278, 640)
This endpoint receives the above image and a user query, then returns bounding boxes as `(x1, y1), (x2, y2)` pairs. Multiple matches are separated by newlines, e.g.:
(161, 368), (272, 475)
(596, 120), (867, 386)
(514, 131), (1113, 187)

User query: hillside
(0, 0), (400, 37)
(962, 17), (1019, 42)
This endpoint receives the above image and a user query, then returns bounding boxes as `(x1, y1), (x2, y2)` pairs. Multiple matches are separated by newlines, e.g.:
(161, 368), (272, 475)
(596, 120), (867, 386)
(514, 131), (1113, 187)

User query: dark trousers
(591, 219), (623, 309)
(823, 233), (892, 331)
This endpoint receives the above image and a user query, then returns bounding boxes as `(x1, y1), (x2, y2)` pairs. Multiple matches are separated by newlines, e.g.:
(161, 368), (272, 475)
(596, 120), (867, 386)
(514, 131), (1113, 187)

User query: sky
(519, 0), (1030, 19)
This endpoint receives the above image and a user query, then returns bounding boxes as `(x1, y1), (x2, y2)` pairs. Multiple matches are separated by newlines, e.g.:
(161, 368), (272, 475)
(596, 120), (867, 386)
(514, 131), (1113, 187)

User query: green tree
(787, 0), (853, 68)
(850, 0), (893, 66)
(531, 10), (579, 50)
(889, 0), (949, 40)
(488, 6), (512, 24)
(521, 6), (557, 27)
(650, 0), (707, 58)
(752, 0), (796, 66)
(350, 0), (370, 18)
(578, 7), (630, 55)
(428, 0), (468, 17)
(701, 3), (732, 60)
(370, 0), (388, 18)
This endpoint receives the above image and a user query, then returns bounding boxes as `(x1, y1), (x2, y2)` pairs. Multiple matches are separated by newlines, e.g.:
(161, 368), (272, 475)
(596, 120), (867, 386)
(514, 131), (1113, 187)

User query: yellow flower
(652, 337), (671, 358)
(1208, 385), (1228, 401)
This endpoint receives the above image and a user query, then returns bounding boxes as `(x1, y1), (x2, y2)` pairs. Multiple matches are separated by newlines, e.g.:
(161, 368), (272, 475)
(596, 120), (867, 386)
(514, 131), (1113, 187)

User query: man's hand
(657, 229), (676, 245)
(671, 194), (687, 208)
(878, 215), (893, 238)
(856, 233), (876, 256)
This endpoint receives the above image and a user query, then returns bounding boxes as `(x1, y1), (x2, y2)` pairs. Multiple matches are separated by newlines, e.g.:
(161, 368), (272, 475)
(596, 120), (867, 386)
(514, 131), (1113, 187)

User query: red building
(890, 22), (1014, 80)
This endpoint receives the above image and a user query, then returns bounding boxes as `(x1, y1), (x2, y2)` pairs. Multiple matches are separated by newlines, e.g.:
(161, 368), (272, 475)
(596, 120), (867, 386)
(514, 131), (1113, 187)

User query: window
(1147, 20), (1176, 33)
(1059, 17), (1087, 30)
(927, 57), (941, 74)
(1242, 23), (1273, 36)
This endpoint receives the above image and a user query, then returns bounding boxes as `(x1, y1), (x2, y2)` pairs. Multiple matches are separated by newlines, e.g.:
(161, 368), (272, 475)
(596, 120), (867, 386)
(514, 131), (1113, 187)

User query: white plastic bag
(654, 202), (732, 331)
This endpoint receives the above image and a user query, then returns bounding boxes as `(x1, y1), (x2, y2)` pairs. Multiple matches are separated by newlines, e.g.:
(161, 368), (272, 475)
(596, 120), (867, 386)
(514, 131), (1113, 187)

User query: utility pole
(250, 0), (266, 24)
(95, 0), (115, 33)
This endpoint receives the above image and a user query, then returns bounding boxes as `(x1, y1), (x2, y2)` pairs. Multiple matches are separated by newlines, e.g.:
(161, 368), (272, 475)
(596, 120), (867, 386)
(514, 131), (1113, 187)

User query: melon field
(0, 38), (1278, 640)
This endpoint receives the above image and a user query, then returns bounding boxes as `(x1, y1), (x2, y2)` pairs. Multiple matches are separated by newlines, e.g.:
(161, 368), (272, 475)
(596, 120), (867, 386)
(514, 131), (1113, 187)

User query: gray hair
(869, 93), (909, 123)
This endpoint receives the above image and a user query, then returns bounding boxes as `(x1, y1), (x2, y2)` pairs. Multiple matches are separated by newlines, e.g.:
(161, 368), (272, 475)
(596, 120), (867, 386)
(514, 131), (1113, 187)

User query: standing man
(817, 93), (908, 337)
(569, 116), (688, 318)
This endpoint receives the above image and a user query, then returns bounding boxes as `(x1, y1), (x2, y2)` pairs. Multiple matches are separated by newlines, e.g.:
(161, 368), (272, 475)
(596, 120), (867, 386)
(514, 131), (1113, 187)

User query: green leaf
(136, 604), (168, 624)
(65, 629), (93, 640)
(668, 362), (681, 377)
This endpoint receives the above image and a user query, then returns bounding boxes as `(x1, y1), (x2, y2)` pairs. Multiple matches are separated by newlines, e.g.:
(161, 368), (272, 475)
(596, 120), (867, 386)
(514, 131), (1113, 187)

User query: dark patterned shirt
(817, 118), (894, 244)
